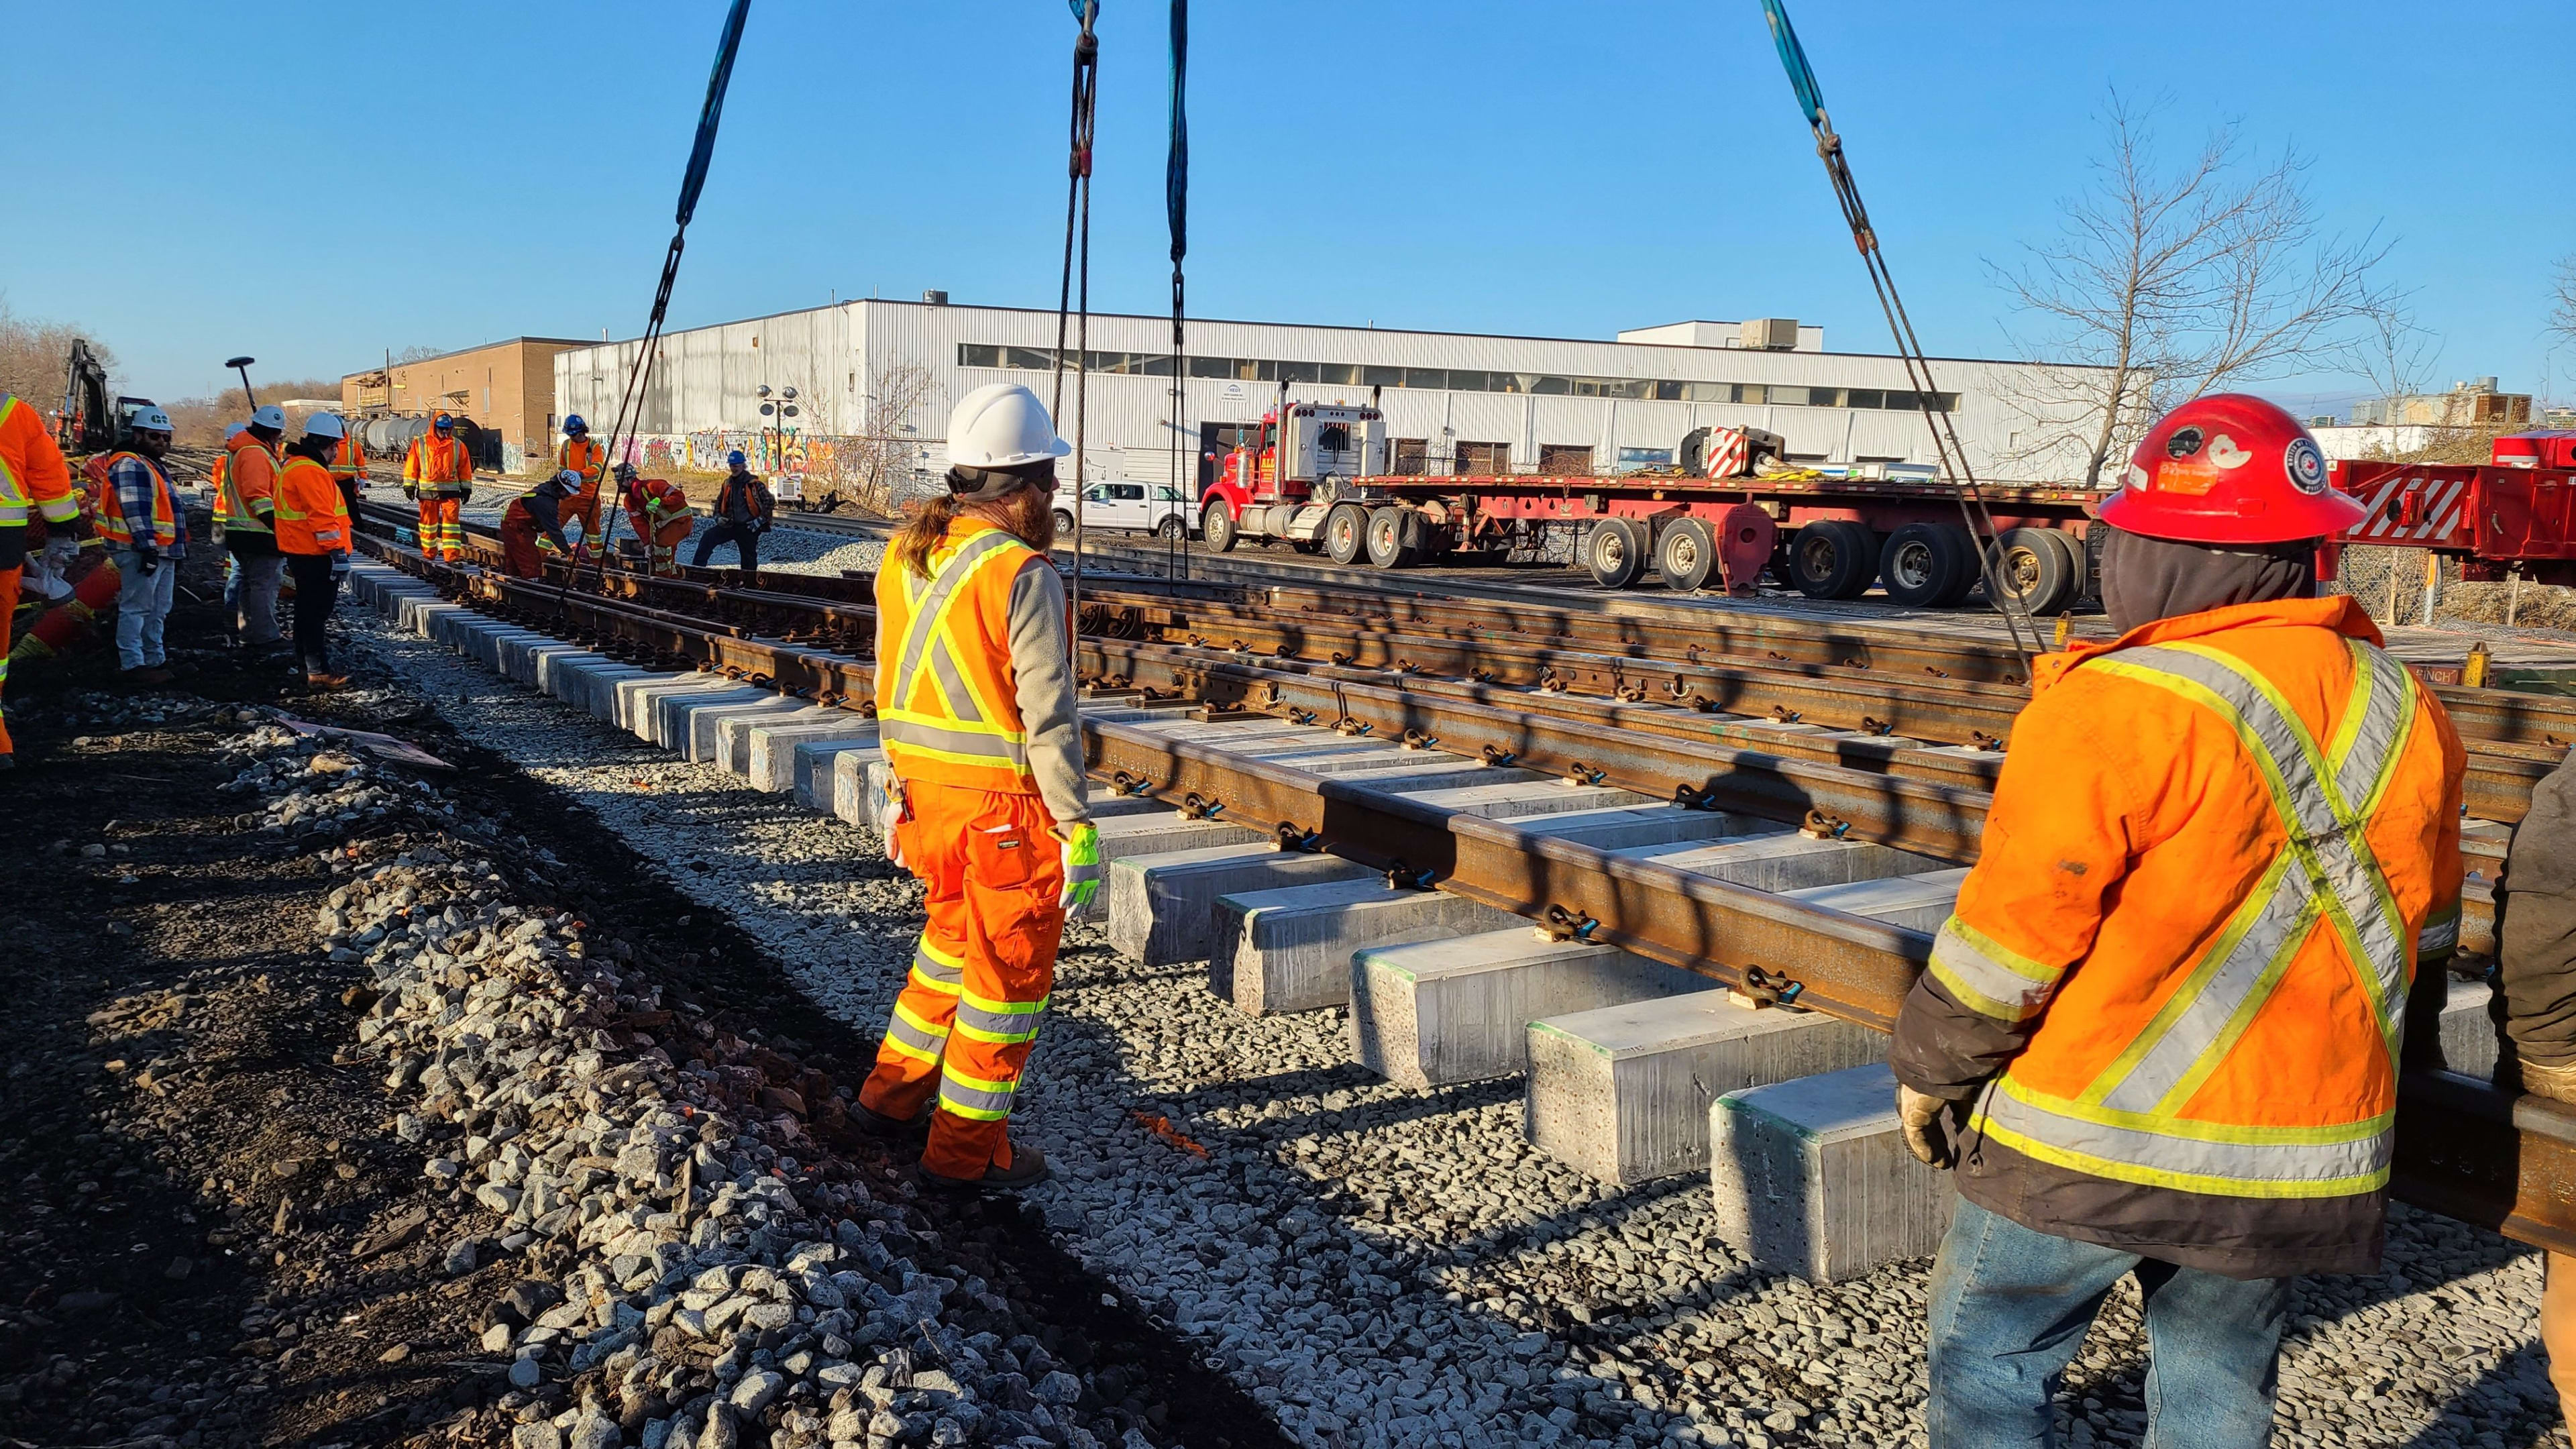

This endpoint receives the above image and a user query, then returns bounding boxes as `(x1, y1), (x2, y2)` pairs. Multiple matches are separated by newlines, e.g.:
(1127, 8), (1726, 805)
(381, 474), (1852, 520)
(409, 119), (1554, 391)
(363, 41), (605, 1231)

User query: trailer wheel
(1365, 507), (1417, 568)
(1880, 523), (1977, 608)
(1788, 520), (1876, 599)
(1584, 518), (1648, 589)
(1323, 503), (1369, 565)
(1201, 503), (1239, 552)
(1657, 518), (1720, 591)
(1988, 527), (2078, 617)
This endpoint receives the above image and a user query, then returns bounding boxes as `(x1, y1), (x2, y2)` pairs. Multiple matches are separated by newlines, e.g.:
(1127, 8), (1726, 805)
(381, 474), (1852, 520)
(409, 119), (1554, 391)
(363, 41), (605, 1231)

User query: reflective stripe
(1981, 635), (2428, 1193)
(937, 1064), (1021, 1122)
(892, 529), (1023, 694)
(926, 637), (987, 724)
(882, 1001), (949, 1065)
(2418, 905), (2460, 961)
(909, 938), (965, 995)
(955, 989), (1049, 1045)
(879, 715), (1032, 768)
(1976, 1076), (2392, 1199)
(1925, 916), (2061, 1023)
(0, 397), (20, 508)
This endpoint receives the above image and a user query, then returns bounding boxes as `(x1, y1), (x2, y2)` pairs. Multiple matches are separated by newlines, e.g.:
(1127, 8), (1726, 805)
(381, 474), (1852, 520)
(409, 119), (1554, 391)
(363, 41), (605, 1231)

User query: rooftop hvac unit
(922, 290), (949, 306)
(1741, 317), (1800, 351)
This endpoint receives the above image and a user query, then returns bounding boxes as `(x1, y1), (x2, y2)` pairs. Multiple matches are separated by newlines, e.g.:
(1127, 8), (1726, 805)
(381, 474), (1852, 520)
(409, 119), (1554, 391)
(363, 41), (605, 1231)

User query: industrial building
(341, 336), (592, 472)
(549, 297), (2110, 498)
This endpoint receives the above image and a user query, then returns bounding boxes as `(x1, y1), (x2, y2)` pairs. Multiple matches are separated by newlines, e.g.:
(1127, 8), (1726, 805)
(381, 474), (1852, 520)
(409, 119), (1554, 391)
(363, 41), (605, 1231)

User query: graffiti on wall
(614, 429), (855, 482)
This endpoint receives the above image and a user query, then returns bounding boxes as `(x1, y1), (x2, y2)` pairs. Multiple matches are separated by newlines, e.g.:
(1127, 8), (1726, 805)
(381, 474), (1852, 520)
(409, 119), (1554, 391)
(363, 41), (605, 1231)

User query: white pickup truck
(1054, 479), (1193, 540)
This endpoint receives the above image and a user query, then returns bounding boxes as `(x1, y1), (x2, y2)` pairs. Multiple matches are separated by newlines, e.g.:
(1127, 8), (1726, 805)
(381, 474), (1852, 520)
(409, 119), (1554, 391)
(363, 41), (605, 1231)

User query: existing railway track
(348, 508), (2576, 1258)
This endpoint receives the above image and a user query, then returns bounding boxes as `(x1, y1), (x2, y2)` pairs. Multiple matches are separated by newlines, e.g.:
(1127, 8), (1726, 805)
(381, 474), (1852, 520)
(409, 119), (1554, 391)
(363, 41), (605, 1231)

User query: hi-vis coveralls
(402, 431), (474, 560)
(1892, 594), (2465, 1278)
(861, 516), (1092, 1181)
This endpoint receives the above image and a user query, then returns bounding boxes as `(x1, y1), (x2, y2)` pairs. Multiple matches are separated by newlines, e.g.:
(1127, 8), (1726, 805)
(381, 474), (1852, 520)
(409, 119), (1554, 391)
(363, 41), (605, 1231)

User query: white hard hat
(304, 412), (347, 440)
(250, 404), (286, 430)
(130, 407), (174, 434)
(945, 382), (1070, 470)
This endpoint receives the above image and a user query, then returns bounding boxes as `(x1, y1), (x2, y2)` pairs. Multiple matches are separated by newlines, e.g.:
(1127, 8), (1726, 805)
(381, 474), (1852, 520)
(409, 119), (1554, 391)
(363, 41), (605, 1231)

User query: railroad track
(347, 508), (2576, 1259)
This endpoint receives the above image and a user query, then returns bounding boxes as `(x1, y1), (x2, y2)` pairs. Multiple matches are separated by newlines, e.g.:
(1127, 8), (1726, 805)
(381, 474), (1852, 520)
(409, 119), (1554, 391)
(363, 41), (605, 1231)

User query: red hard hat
(2095, 393), (2363, 545)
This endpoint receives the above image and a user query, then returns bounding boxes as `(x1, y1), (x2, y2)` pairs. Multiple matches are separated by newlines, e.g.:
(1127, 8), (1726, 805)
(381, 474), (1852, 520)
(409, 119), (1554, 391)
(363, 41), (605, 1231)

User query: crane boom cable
(1165, 0), (1190, 580)
(1758, 0), (2040, 669)
(1050, 2), (1101, 647)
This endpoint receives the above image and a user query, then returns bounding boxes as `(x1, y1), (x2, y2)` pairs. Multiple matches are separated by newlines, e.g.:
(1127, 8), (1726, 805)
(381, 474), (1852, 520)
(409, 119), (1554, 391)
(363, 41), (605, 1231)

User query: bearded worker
(854, 382), (1100, 1192)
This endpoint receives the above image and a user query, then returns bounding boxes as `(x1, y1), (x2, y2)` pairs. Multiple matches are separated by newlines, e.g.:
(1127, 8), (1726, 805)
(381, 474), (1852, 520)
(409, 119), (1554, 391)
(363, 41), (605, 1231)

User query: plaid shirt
(109, 452), (184, 559)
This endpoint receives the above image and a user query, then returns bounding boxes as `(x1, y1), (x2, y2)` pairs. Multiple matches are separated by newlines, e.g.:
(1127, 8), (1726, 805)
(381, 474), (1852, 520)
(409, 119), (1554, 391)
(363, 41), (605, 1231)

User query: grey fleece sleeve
(1006, 560), (1092, 833)
(2502, 755), (2576, 1068)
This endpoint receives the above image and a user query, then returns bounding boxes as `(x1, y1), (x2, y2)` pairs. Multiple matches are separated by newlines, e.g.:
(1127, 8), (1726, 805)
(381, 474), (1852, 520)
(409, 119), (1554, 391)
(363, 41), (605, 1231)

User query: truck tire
(1365, 507), (1417, 568)
(1584, 518), (1648, 590)
(1657, 517), (1720, 592)
(1932, 524), (1982, 606)
(1880, 523), (1975, 608)
(1323, 503), (1369, 565)
(1053, 508), (1076, 541)
(1158, 515), (1189, 542)
(1988, 527), (2078, 617)
(1201, 502), (1239, 552)
(1788, 520), (1875, 600)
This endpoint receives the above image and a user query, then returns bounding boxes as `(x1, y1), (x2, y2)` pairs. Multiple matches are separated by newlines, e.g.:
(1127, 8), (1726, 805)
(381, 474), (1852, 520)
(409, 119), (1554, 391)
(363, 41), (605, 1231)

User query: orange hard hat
(2096, 393), (2364, 545)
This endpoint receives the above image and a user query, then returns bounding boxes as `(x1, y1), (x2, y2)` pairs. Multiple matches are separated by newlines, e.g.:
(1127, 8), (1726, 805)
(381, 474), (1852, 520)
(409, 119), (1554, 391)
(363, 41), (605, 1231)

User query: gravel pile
(193, 710), (1178, 1449)
(340, 594), (2568, 1449)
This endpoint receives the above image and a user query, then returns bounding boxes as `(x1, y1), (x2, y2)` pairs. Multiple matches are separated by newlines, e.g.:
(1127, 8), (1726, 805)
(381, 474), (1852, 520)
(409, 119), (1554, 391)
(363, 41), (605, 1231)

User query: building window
(1391, 439), (1429, 475)
(1456, 441), (1509, 474)
(1538, 444), (1593, 474)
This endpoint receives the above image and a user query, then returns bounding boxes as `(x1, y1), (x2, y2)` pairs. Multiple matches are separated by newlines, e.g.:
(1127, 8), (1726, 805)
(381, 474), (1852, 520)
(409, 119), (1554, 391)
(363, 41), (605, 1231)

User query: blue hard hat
(433, 413), (454, 429)
(727, 449), (746, 467)
(564, 414), (587, 433)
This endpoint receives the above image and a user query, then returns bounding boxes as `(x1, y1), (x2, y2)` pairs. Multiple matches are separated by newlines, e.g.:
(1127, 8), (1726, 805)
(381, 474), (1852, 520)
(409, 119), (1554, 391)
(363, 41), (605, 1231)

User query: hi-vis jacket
(215, 429), (281, 537)
(872, 517), (1090, 831)
(403, 433), (474, 494)
(1891, 594), (2465, 1279)
(271, 457), (350, 555)
(0, 393), (78, 529)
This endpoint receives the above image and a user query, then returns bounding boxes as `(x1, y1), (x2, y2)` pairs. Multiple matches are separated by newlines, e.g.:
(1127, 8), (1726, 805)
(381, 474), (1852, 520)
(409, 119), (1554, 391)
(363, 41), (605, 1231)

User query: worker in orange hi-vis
(612, 464), (694, 575)
(0, 388), (86, 767)
(854, 383), (1099, 1193)
(499, 470), (592, 579)
(325, 425), (368, 521)
(401, 413), (475, 561)
(553, 413), (608, 548)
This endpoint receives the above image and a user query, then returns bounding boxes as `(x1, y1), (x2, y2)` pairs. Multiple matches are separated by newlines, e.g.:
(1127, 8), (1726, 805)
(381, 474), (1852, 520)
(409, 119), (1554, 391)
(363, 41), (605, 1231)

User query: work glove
(1897, 1083), (1972, 1170)
(2522, 1059), (2576, 1106)
(403, 482), (417, 500)
(331, 552), (350, 581)
(133, 545), (160, 577)
(1057, 822), (1104, 916)
(874, 779), (909, 867)
(460, 484), (476, 505)
(42, 535), (78, 567)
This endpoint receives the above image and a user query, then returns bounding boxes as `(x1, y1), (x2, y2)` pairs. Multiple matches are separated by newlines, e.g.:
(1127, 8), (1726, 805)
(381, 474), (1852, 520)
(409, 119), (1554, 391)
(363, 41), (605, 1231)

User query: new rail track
(347, 506), (2576, 1258)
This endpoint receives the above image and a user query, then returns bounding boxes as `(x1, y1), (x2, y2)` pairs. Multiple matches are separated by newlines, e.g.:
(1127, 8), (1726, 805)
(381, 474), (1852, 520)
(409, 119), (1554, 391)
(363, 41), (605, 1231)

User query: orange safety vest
(0, 393), (79, 527)
(216, 431), (281, 534)
(873, 517), (1049, 794)
(405, 433), (473, 492)
(95, 451), (180, 549)
(557, 436), (608, 486)
(328, 435), (368, 483)
(272, 456), (350, 555)
(1929, 596), (2464, 1207)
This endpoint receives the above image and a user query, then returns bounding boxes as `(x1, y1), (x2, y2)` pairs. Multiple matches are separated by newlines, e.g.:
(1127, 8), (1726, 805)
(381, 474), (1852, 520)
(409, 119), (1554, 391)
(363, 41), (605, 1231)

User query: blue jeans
(113, 548), (178, 670)
(1926, 1197), (2289, 1449)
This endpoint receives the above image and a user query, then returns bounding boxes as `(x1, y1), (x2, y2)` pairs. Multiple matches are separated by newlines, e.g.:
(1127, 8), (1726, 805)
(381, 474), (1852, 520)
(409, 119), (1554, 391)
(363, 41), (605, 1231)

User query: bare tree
(0, 298), (114, 417)
(2552, 254), (2576, 347)
(1994, 91), (2401, 488)
(393, 344), (443, 364)
(2359, 302), (2438, 407)
(840, 362), (941, 515)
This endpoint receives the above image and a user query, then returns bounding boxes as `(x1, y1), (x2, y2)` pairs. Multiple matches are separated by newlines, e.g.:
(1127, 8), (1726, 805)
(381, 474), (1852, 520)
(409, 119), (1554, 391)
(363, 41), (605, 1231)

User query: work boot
(922, 1144), (1051, 1193)
(849, 1099), (930, 1138)
(301, 672), (351, 692)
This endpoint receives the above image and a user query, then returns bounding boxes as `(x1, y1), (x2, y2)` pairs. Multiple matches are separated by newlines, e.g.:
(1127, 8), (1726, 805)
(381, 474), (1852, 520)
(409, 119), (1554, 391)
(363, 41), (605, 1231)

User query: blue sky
(13, 1), (2572, 411)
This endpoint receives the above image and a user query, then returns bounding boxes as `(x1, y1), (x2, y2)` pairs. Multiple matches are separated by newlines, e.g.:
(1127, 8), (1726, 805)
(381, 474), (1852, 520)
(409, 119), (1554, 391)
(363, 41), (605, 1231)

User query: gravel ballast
(335, 580), (2567, 1449)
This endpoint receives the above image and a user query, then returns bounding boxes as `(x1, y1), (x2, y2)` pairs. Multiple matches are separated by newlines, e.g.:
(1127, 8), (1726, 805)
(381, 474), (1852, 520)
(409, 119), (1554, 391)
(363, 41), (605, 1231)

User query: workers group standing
(218, 406), (288, 654)
(616, 464), (694, 576)
(690, 449), (774, 582)
(1892, 394), (2465, 1449)
(273, 415), (354, 690)
(96, 407), (186, 684)
(403, 413), (474, 561)
(856, 383), (1101, 1192)
(0, 388), (84, 767)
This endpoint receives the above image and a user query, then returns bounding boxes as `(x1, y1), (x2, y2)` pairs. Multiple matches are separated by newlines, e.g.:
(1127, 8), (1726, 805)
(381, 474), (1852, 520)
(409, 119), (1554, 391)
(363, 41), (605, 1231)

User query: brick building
(341, 337), (590, 473)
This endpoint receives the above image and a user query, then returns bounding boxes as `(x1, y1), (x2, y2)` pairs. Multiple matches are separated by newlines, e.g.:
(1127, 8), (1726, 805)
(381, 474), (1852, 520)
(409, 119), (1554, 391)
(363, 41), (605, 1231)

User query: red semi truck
(1191, 406), (2576, 616)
